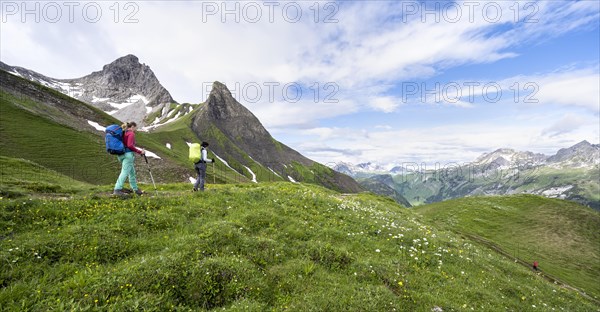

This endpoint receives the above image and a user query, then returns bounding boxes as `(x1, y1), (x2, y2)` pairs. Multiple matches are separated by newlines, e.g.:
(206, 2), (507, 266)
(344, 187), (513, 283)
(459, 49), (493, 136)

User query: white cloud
(542, 114), (590, 138)
(250, 97), (359, 130)
(370, 96), (399, 113)
(410, 65), (600, 111)
(3, 1), (597, 113)
(532, 68), (600, 112)
(298, 117), (599, 165)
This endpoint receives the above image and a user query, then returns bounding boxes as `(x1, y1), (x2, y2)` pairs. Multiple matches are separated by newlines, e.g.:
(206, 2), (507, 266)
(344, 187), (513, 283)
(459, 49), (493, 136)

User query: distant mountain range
(335, 142), (600, 209)
(0, 56), (361, 193)
(334, 142), (599, 176)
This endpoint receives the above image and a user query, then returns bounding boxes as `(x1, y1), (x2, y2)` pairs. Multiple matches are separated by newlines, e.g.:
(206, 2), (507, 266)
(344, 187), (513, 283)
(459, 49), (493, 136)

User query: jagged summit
(1, 55), (178, 126)
(65, 54), (175, 123)
(193, 81), (302, 166)
(205, 81), (259, 121)
(191, 81), (363, 193)
(548, 140), (600, 167)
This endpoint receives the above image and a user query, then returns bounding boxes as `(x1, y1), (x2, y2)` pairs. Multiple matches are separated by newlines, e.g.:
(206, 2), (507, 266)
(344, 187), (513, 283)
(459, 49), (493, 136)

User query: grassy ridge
(0, 89), (250, 187)
(0, 96), (119, 184)
(415, 195), (600, 300)
(0, 156), (93, 198)
(1, 183), (596, 311)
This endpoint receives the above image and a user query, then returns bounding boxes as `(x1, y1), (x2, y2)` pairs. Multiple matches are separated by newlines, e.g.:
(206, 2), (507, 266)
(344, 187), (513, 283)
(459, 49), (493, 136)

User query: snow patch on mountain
(144, 150), (161, 159)
(213, 152), (244, 177)
(244, 166), (258, 183)
(92, 96), (110, 103)
(269, 167), (282, 178)
(9, 70), (22, 78)
(87, 120), (105, 131)
(540, 185), (573, 199)
(162, 112), (182, 125)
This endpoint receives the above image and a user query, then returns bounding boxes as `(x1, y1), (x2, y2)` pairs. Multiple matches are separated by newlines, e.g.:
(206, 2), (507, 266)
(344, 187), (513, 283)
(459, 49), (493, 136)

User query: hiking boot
(134, 189), (144, 196)
(113, 189), (126, 196)
(192, 188), (198, 192)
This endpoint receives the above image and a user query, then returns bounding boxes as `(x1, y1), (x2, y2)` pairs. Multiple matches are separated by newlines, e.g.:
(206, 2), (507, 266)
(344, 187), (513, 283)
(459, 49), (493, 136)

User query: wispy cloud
(296, 115), (599, 165)
(542, 114), (589, 138)
(403, 64), (600, 111)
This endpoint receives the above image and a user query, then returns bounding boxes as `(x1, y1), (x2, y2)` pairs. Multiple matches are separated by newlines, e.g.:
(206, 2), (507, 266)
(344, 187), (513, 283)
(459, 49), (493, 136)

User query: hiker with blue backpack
(106, 122), (145, 196)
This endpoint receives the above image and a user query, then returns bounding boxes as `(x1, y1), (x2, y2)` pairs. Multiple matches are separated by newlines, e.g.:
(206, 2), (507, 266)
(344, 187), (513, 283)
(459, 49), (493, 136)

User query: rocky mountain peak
(87, 54), (158, 91)
(474, 148), (546, 167)
(101, 54), (140, 71)
(191, 81), (362, 193)
(109, 54), (139, 65)
(547, 140), (599, 166)
(205, 81), (255, 121)
(572, 140), (592, 149)
(66, 55), (175, 124)
(1, 55), (178, 126)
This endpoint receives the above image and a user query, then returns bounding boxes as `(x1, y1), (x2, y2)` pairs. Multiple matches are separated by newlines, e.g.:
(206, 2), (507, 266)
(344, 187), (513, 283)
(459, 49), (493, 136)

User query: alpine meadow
(1, 1), (599, 311)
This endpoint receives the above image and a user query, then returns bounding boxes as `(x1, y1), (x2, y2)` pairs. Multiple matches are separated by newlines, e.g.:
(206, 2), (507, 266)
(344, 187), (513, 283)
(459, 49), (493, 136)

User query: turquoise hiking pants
(114, 152), (138, 191)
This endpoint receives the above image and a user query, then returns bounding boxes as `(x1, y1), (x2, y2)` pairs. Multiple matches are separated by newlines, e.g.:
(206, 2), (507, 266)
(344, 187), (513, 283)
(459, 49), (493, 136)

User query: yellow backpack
(189, 143), (201, 163)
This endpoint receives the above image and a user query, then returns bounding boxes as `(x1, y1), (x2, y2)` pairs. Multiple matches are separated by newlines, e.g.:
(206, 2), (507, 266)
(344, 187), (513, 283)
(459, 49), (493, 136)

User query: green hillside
(0, 92), (119, 184)
(1, 183), (597, 311)
(0, 156), (93, 198)
(0, 83), (255, 187)
(415, 195), (600, 300)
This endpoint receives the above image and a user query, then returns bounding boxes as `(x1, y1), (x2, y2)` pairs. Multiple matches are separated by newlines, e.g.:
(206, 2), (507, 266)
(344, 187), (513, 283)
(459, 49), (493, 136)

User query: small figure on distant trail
(533, 261), (539, 271)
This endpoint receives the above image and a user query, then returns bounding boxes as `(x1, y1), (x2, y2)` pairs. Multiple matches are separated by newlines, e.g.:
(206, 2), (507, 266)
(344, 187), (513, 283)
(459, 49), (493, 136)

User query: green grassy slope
(0, 94), (119, 184)
(0, 87), (249, 186)
(0, 156), (92, 198)
(0, 184), (596, 311)
(0, 69), (119, 130)
(415, 195), (600, 300)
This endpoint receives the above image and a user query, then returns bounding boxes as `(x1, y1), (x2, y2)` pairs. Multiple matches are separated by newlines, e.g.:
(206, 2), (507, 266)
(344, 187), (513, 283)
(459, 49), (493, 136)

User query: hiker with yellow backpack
(190, 141), (215, 191)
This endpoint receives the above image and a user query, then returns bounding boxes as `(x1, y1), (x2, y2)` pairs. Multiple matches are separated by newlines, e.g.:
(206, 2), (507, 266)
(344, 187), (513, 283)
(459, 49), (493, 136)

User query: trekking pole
(213, 162), (215, 184)
(143, 155), (159, 196)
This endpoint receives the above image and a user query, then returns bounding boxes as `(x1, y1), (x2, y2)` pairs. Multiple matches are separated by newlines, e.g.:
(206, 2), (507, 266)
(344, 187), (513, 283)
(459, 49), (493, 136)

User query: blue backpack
(105, 124), (125, 155)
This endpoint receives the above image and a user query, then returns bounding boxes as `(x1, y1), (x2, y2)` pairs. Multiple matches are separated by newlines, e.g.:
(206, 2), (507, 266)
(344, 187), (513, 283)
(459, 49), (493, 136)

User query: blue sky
(1, 0), (599, 166)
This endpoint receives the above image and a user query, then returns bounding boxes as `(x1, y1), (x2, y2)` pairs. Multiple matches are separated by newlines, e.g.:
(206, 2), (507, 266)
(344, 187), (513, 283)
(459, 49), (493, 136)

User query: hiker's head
(201, 142), (209, 148)
(122, 122), (138, 131)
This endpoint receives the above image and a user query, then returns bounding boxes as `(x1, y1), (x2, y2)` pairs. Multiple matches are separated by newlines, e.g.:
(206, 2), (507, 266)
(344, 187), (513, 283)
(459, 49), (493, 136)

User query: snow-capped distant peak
(473, 149), (547, 168)
(332, 161), (388, 176)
